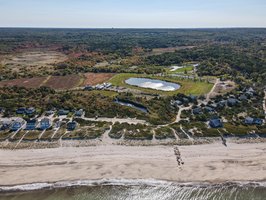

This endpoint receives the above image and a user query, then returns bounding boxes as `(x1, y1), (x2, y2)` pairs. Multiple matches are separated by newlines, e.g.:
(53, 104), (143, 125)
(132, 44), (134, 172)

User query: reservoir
(125, 78), (180, 91)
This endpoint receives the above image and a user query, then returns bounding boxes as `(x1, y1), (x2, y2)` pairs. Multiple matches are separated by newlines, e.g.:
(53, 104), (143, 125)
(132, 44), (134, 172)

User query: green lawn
(109, 73), (213, 96)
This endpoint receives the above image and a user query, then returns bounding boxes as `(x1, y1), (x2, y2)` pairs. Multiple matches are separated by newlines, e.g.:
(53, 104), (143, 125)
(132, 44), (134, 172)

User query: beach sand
(0, 141), (265, 186)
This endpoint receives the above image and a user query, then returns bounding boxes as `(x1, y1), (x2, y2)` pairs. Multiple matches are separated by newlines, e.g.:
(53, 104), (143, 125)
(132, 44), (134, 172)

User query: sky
(0, 0), (265, 28)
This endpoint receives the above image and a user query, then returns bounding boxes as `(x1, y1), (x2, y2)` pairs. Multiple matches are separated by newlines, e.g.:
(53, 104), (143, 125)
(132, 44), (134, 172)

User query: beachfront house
(67, 121), (77, 131)
(0, 120), (12, 131)
(25, 119), (37, 130)
(40, 118), (52, 130)
(209, 118), (223, 128)
(10, 119), (24, 131)
(58, 109), (70, 116)
(74, 109), (84, 117)
(244, 117), (263, 126)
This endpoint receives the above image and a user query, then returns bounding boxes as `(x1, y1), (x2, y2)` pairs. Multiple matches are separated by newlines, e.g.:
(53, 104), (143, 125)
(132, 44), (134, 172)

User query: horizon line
(0, 26), (265, 29)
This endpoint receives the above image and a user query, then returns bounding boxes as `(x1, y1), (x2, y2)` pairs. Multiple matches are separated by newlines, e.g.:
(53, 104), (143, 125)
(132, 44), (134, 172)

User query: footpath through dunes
(0, 142), (265, 186)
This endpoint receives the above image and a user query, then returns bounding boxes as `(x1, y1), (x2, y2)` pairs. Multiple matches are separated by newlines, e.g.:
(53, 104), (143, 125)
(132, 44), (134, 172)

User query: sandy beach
(0, 141), (266, 186)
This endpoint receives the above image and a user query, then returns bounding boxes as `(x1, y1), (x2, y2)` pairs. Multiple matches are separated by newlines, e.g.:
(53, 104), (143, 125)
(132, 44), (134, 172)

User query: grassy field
(167, 66), (194, 74)
(109, 73), (213, 96)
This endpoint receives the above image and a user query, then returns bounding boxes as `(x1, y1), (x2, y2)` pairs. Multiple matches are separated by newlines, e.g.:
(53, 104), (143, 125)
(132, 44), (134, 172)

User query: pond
(125, 78), (181, 91)
(115, 99), (148, 113)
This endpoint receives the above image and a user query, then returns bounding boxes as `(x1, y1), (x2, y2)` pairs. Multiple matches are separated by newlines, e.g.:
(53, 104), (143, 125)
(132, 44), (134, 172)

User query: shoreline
(1, 179), (266, 193)
(0, 141), (266, 187)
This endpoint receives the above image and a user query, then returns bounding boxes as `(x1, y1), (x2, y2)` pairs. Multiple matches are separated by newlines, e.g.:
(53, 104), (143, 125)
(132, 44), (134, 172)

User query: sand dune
(0, 142), (265, 186)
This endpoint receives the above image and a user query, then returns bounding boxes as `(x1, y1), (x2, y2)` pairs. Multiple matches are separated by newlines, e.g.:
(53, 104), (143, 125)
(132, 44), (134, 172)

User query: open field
(82, 73), (115, 86)
(146, 46), (195, 56)
(1, 50), (67, 73)
(109, 73), (213, 96)
(0, 75), (84, 90)
(0, 77), (48, 88)
(43, 75), (83, 90)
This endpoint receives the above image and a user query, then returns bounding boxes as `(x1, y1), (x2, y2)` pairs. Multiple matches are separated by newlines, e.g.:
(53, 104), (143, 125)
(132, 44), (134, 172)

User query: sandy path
(206, 78), (219, 102)
(81, 117), (148, 125)
(0, 142), (265, 186)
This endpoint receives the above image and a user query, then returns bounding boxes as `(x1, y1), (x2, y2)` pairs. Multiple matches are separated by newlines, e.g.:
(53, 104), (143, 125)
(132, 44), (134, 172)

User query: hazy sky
(0, 0), (265, 28)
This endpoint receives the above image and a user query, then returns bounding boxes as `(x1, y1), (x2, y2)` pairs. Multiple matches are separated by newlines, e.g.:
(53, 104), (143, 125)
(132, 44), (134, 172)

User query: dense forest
(0, 28), (265, 84)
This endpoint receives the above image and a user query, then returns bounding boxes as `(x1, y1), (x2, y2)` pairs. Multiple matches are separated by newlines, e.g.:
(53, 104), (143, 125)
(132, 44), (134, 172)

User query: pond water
(125, 78), (181, 91)
(115, 99), (148, 113)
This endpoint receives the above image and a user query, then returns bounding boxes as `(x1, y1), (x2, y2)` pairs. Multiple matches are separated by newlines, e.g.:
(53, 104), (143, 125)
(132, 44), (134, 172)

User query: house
(45, 110), (55, 116)
(103, 82), (112, 88)
(189, 95), (197, 101)
(246, 87), (255, 93)
(209, 118), (223, 128)
(16, 108), (26, 115)
(40, 118), (52, 130)
(182, 98), (190, 104)
(204, 106), (215, 113)
(58, 109), (70, 116)
(227, 98), (239, 107)
(67, 121), (77, 131)
(54, 121), (62, 129)
(25, 107), (36, 115)
(217, 100), (227, 108)
(10, 119), (24, 131)
(74, 109), (84, 117)
(0, 120), (12, 130)
(245, 117), (263, 126)
(171, 100), (182, 107)
(245, 87), (255, 97)
(238, 95), (248, 101)
(244, 117), (254, 125)
(192, 107), (202, 115)
(210, 103), (218, 109)
(253, 118), (263, 125)
(25, 119), (37, 130)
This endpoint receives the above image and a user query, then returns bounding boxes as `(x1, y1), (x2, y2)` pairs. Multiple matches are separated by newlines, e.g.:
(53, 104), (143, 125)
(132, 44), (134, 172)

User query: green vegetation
(167, 66), (194, 74)
(109, 122), (154, 140)
(155, 126), (176, 140)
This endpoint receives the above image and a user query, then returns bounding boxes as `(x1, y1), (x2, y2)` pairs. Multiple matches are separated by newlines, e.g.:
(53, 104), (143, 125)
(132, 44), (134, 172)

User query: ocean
(0, 180), (265, 200)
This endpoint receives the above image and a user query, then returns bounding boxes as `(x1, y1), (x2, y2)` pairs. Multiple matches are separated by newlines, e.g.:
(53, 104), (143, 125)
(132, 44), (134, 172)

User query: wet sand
(0, 142), (265, 186)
